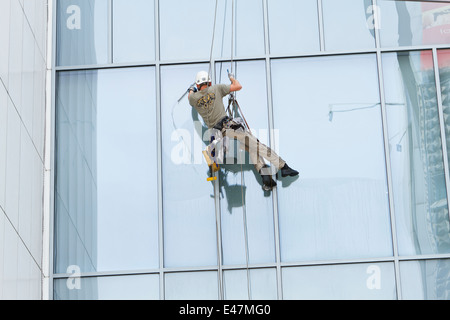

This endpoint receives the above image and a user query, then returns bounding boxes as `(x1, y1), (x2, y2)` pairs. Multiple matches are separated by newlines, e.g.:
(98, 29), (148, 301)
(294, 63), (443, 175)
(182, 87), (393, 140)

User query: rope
(229, 0), (251, 300)
(207, 0), (252, 300)
(208, 0), (220, 81)
(231, 0), (235, 75)
(231, 96), (252, 301)
(241, 160), (252, 300)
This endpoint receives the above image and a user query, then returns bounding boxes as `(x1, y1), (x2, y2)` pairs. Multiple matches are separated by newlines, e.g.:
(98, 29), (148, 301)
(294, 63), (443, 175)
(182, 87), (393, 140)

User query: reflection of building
(54, 70), (99, 299)
(54, 0), (100, 299)
(5, 0), (450, 301)
(395, 3), (450, 297)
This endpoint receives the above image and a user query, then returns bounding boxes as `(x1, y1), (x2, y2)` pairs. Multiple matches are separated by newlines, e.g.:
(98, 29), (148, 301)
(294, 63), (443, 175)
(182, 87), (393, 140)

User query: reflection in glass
(215, 61), (275, 266)
(438, 49), (450, 186)
(379, 1), (450, 48)
(383, 51), (450, 256)
(113, 0), (155, 63)
(55, 70), (99, 273)
(272, 54), (392, 263)
(53, 274), (159, 300)
(55, 67), (159, 273)
(56, 0), (109, 66)
(161, 64), (218, 268)
(165, 271), (219, 300)
(322, 0), (375, 51)
(267, 0), (319, 55)
(282, 263), (396, 300)
(400, 259), (450, 300)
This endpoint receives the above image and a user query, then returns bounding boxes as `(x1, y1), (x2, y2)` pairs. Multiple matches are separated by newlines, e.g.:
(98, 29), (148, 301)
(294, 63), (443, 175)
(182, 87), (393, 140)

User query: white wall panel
(0, 0), (47, 300)
(0, 0), (11, 88)
(0, 85), (7, 210)
(5, 101), (21, 230)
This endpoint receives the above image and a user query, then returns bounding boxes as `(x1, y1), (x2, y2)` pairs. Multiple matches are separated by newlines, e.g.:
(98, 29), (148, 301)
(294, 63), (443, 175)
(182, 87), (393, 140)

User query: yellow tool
(203, 150), (220, 181)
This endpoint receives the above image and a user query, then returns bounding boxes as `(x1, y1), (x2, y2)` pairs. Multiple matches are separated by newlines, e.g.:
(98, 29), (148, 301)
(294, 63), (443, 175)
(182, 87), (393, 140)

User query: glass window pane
(282, 263), (397, 300)
(438, 49), (450, 194)
(379, 1), (450, 48)
(159, 0), (216, 61)
(322, 0), (376, 51)
(212, 0), (265, 59)
(223, 268), (278, 300)
(55, 67), (159, 273)
(56, 0), (109, 66)
(267, 0), (320, 56)
(165, 271), (219, 300)
(400, 259), (450, 300)
(271, 54), (392, 263)
(382, 51), (450, 256)
(53, 274), (159, 300)
(161, 64), (218, 268)
(160, 0), (265, 61)
(113, 0), (155, 63)
(215, 61), (276, 266)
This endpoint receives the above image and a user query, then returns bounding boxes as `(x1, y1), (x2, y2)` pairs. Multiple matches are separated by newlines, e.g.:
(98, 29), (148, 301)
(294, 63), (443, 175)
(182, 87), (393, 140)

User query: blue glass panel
(268, 0), (320, 55)
(165, 271), (219, 300)
(55, 67), (159, 273)
(400, 259), (450, 300)
(223, 268), (277, 300)
(113, 0), (155, 63)
(272, 54), (392, 262)
(383, 51), (450, 255)
(282, 263), (396, 300)
(379, 1), (450, 48)
(215, 60), (276, 266)
(56, 0), (109, 66)
(322, 0), (376, 51)
(54, 274), (159, 300)
(161, 63), (218, 268)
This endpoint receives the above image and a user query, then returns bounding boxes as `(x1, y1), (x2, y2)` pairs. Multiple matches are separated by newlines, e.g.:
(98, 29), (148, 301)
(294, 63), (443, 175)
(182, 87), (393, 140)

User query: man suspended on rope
(188, 71), (299, 191)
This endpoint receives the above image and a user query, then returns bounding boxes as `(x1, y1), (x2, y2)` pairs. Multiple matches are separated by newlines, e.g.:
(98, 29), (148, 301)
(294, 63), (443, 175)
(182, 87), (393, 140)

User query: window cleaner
(188, 71), (299, 191)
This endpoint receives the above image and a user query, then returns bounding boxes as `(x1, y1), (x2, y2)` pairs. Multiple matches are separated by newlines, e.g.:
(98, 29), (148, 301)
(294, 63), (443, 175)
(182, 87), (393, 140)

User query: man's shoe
(281, 163), (299, 177)
(262, 175), (277, 191)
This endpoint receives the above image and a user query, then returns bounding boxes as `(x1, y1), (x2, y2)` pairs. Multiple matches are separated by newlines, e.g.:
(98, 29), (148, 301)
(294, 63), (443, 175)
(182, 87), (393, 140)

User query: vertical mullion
(211, 60), (224, 300)
(48, 0), (58, 300)
(263, 0), (282, 300)
(372, 0), (402, 300)
(154, 0), (164, 301)
(317, 0), (325, 52)
(108, 0), (113, 64)
(432, 48), (450, 225)
(209, 1), (223, 299)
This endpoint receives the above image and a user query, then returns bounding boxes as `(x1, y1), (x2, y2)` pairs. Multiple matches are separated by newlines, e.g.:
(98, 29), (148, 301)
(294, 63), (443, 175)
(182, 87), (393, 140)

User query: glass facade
(52, 0), (450, 300)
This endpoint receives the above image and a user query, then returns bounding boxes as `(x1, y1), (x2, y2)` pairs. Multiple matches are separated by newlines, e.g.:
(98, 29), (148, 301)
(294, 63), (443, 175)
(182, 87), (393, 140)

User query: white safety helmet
(195, 71), (211, 86)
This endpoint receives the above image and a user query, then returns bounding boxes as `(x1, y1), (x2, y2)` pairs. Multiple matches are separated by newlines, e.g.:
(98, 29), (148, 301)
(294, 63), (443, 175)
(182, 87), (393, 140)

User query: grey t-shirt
(188, 84), (231, 128)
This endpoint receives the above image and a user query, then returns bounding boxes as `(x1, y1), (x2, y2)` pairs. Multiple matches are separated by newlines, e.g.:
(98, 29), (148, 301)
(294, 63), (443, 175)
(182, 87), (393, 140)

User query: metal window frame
(48, 0), (450, 300)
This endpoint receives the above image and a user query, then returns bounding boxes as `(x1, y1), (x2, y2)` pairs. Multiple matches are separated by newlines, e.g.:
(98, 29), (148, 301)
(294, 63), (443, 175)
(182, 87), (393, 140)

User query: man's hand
(187, 85), (197, 99)
(229, 77), (242, 93)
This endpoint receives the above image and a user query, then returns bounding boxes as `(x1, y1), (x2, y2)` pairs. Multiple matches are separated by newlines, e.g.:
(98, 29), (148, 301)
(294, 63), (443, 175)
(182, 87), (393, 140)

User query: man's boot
(281, 163), (299, 177)
(261, 174), (277, 191)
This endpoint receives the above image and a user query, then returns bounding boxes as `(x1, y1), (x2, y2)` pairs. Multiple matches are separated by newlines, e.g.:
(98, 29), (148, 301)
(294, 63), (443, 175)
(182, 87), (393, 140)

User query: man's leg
(223, 129), (286, 172)
(224, 129), (284, 190)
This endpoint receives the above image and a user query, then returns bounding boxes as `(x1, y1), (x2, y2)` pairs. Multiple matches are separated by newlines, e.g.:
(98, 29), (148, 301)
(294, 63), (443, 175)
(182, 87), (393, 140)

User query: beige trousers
(222, 128), (286, 174)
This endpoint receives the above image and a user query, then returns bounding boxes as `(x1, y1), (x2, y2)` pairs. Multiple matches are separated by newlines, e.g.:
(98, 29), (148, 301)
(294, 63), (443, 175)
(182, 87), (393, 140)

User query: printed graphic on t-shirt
(197, 93), (216, 110)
